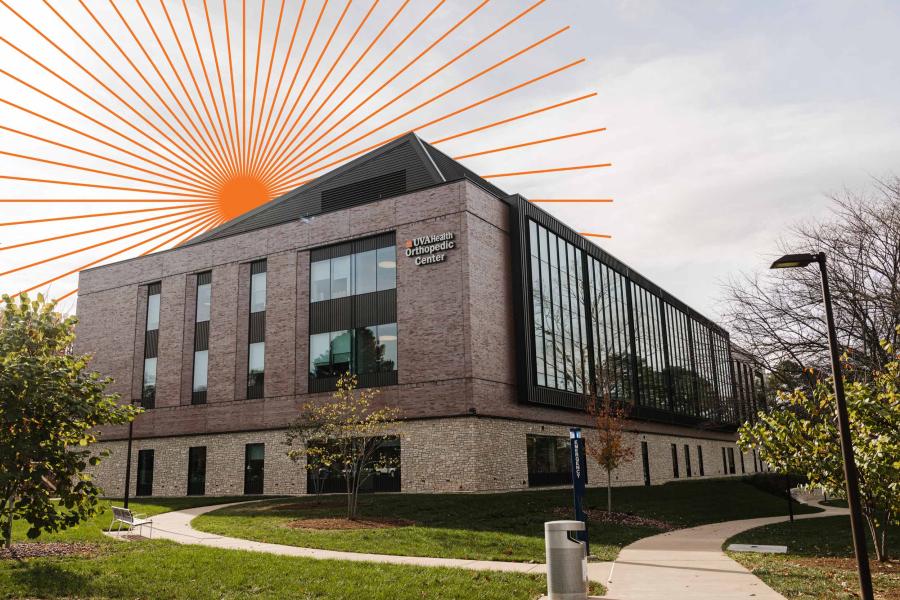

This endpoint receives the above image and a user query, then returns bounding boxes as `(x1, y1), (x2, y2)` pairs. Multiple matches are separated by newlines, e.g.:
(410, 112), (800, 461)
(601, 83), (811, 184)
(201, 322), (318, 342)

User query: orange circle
(215, 175), (271, 221)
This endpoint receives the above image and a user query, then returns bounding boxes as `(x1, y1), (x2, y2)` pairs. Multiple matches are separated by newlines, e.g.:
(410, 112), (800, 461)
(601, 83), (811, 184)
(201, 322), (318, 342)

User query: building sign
(404, 232), (456, 266)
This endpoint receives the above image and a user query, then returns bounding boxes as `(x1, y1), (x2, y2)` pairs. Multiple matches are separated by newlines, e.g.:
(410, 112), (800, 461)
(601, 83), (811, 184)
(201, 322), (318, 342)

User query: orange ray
(246, 0), (270, 177)
(580, 232), (612, 239)
(0, 198), (217, 203)
(432, 93), (597, 144)
(221, 0), (241, 173)
(1, 207), (217, 277)
(270, 24), (569, 185)
(0, 204), (212, 226)
(0, 124), (210, 191)
(273, 0), (485, 174)
(53, 288), (79, 303)
(0, 65), (218, 190)
(0, 175), (213, 198)
(248, 0), (310, 178)
(260, 0), (374, 181)
(123, 0), (234, 182)
(482, 163), (612, 178)
(270, 59), (585, 192)
(265, 0), (438, 178)
(158, 0), (237, 178)
(246, 0), (289, 176)
(14, 211), (219, 297)
(20, 1), (223, 184)
(452, 128), (607, 160)
(182, 0), (241, 176)
(201, 0), (242, 177)
(80, 0), (230, 186)
(530, 199), (614, 203)
(141, 212), (221, 254)
(0, 150), (208, 195)
(256, 0), (339, 183)
(0, 206), (215, 252)
(0, 100), (214, 191)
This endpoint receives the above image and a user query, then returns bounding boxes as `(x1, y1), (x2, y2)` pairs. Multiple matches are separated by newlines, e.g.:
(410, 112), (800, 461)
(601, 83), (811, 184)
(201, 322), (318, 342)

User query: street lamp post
(770, 252), (873, 600)
(122, 397), (138, 509)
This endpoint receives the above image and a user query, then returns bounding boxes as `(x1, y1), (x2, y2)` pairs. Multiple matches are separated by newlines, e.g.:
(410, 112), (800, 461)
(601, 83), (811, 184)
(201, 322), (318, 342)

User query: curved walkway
(603, 495), (847, 600)
(109, 495), (845, 600)
(119, 501), (615, 582)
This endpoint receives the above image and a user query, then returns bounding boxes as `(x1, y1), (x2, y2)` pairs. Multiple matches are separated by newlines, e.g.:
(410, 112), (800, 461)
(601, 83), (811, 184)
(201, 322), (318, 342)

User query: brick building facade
(77, 134), (766, 498)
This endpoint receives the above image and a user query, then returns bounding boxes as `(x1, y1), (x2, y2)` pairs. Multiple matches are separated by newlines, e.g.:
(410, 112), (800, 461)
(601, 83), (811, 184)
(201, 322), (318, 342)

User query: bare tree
(722, 177), (900, 390)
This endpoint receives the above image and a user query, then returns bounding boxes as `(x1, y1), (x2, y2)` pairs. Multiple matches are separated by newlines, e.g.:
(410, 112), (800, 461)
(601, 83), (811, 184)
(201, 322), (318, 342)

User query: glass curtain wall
(527, 218), (738, 426)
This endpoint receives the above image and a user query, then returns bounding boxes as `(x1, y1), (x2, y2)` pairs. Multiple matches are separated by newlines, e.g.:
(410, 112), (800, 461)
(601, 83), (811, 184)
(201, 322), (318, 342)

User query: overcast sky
(1, 0), (898, 323)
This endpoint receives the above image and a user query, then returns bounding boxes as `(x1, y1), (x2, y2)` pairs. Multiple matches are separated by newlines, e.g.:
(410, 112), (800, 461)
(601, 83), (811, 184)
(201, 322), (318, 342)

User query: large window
(141, 282), (160, 409)
(310, 244), (396, 303)
(529, 221), (588, 393)
(310, 324), (397, 378)
(309, 234), (397, 391)
(525, 217), (740, 427)
(247, 260), (266, 399)
(307, 437), (400, 493)
(526, 434), (585, 487)
(244, 443), (264, 495)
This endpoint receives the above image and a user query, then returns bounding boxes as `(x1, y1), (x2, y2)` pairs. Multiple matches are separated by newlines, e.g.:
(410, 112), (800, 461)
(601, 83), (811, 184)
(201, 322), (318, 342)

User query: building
(77, 133), (767, 498)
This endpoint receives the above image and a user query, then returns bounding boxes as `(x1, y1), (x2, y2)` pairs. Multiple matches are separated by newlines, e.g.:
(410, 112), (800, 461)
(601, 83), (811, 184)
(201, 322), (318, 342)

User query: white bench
(109, 506), (153, 538)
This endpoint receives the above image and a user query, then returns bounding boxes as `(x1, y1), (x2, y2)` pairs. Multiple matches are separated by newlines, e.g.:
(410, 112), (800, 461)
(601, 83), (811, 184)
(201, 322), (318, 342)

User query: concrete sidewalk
(603, 496), (847, 600)
(109, 501), (614, 582)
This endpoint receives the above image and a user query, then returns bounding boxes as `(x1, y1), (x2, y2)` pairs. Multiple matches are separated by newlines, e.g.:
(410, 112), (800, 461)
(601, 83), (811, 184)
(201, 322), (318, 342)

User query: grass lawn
(727, 516), (900, 600)
(194, 478), (820, 562)
(0, 497), (546, 600)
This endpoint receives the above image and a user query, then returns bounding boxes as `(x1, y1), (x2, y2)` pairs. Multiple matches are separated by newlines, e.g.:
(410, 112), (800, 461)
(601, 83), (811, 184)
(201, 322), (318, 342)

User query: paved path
(602, 495), (847, 600)
(109, 501), (614, 583)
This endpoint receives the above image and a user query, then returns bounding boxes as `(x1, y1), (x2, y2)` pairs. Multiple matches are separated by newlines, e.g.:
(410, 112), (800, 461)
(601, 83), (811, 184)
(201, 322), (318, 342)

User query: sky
(1, 0), (898, 323)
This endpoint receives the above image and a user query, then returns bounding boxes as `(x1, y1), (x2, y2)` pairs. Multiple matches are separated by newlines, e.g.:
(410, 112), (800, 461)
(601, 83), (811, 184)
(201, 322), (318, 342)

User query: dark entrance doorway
(244, 443), (265, 495)
(187, 446), (206, 495)
(641, 441), (651, 486)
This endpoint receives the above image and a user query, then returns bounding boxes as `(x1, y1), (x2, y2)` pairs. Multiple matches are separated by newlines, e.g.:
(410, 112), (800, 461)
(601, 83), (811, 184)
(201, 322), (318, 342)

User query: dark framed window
(187, 446), (206, 495)
(141, 282), (161, 409)
(722, 447), (728, 473)
(136, 449), (154, 496)
(684, 444), (692, 477)
(697, 445), (705, 476)
(671, 443), (679, 478)
(728, 447), (736, 474)
(192, 272), (211, 405)
(310, 324), (397, 378)
(641, 441), (651, 486)
(247, 260), (266, 399)
(309, 241), (396, 303)
(306, 437), (400, 494)
(739, 450), (746, 473)
(244, 443), (264, 495)
(527, 435), (584, 487)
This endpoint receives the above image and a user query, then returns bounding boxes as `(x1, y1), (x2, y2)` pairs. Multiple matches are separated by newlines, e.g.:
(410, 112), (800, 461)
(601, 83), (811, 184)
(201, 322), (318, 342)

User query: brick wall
(87, 416), (751, 498)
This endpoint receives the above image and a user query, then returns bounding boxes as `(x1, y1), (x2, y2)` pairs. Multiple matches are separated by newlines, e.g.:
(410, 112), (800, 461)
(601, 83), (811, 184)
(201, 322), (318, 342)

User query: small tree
(0, 293), (138, 547)
(738, 338), (900, 561)
(584, 379), (634, 513)
(285, 372), (400, 520)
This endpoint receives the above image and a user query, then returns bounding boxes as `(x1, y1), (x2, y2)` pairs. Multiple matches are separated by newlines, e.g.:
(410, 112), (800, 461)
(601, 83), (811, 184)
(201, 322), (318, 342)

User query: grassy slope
(0, 498), (545, 600)
(727, 516), (900, 600)
(194, 478), (819, 562)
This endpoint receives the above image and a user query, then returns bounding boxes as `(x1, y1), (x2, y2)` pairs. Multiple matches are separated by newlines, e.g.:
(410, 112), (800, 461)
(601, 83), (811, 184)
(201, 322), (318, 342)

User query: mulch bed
(552, 507), (676, 531)
(285, 517), (414, 530)
(0, 542), (99, 561)
(265, 500), (348, 511)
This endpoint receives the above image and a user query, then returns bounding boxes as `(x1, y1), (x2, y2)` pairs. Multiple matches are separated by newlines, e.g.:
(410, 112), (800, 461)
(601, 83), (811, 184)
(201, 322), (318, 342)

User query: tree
(584, 376), (634, 513)
(737, 337), (900, 561)
(0, 293), (138, 548)
(722, 177), (900, 389)
(284, 372), (400, 520)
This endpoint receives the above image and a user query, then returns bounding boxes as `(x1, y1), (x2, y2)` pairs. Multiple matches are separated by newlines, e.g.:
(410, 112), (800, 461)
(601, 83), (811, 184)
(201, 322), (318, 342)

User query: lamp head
(770, 253), (819, 269)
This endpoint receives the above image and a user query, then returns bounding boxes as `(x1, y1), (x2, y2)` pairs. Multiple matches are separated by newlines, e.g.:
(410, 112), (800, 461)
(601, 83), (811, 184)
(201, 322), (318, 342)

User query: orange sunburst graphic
(0, 0), (612, 309)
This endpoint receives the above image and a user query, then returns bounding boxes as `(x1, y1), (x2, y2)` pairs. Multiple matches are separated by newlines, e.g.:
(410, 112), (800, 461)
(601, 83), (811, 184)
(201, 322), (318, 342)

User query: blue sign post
(569, 427), (589, 556)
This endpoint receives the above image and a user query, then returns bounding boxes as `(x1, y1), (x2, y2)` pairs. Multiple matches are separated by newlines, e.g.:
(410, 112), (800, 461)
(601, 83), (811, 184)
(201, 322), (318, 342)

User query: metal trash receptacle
(544, 520), (588, 600)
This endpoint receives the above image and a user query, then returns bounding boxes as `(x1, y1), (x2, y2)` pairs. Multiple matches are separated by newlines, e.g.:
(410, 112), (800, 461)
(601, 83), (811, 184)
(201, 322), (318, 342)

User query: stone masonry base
(87, 416), (759, 498)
